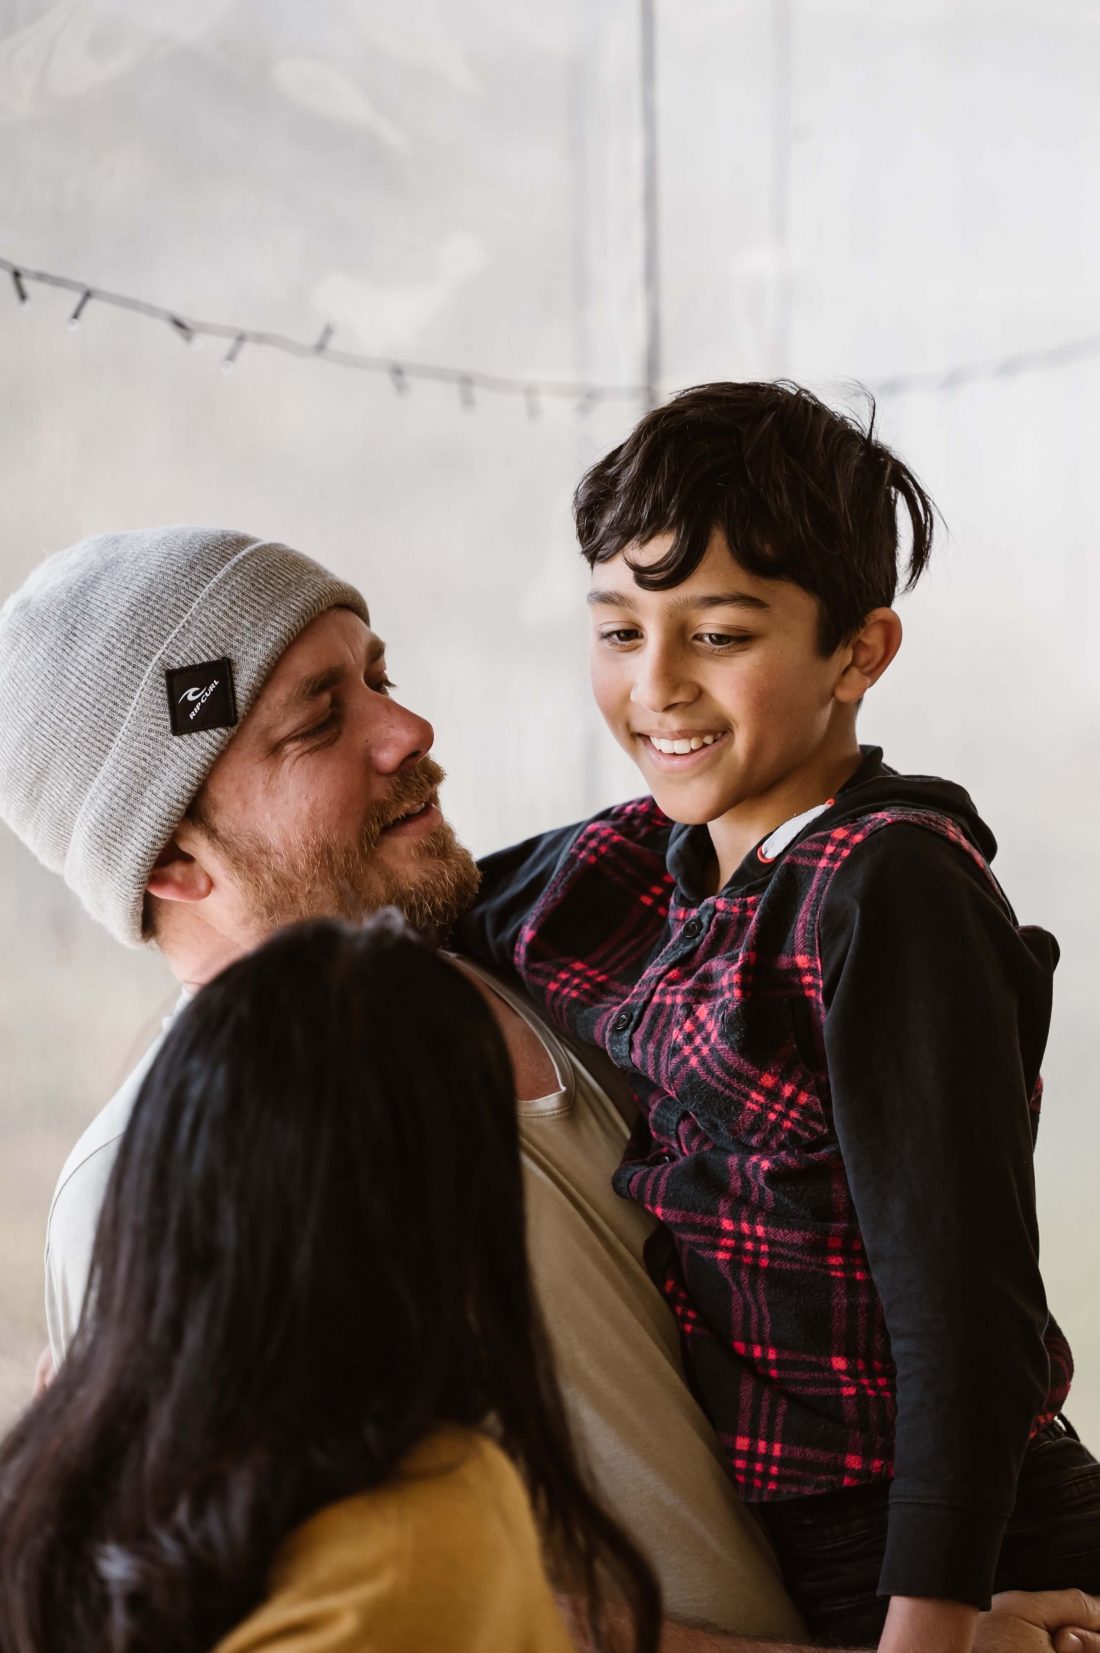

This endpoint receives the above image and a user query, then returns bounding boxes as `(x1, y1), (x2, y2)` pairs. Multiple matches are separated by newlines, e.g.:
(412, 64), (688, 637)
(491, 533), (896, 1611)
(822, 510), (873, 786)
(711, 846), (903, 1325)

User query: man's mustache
(360, 757), (447, 851)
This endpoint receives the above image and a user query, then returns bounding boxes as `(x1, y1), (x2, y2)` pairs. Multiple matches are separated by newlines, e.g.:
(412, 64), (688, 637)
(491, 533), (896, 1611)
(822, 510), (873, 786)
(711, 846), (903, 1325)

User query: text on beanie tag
(165, 658), (238, 737)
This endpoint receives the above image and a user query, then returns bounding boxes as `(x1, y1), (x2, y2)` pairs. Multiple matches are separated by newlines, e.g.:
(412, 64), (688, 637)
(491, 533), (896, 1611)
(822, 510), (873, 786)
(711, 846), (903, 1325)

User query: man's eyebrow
(587, 588), (770, 613)
(282, 665), (343, 714)
(276, 637), (388, 719)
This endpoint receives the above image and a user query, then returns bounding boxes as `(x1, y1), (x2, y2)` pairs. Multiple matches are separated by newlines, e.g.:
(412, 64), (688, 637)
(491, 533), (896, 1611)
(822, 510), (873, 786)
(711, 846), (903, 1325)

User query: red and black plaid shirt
(460, 750), (1073, 1602)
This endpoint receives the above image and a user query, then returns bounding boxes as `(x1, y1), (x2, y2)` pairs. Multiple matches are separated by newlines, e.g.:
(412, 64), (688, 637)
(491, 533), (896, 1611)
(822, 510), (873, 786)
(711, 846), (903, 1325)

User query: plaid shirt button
(683, 917), (704, 939)
(613, 1010), (632, 1031)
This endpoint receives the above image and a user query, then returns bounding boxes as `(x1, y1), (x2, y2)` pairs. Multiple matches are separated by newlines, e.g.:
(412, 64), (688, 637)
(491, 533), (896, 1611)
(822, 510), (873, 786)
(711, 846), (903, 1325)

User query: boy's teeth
(650, 734), (718, 754)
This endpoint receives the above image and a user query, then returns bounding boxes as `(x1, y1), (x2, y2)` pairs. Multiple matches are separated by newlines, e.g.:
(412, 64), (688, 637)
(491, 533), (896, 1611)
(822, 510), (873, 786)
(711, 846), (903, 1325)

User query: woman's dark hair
(574, 379), (937, 652)
(0, 915), (660, 1653)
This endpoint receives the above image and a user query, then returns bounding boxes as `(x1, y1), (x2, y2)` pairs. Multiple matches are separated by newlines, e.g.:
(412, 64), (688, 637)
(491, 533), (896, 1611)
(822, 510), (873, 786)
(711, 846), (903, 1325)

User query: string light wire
(2, 253), (1097, 406)
(0, 254), (643, 406)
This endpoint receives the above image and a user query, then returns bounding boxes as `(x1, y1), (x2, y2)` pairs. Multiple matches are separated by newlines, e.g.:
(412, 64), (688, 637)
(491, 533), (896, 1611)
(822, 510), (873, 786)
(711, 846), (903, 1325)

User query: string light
(221, 332), (245, 372)
(2, 252), (1097, 411)
(0, 252), (647, 410)
(865, 335), (1100, 396)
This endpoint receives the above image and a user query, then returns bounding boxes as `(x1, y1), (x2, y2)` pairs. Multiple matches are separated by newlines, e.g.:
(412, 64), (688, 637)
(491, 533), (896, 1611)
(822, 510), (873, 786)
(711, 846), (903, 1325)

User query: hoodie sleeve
(451, 820), (588, 976)
(818, 821), (1057, 1608)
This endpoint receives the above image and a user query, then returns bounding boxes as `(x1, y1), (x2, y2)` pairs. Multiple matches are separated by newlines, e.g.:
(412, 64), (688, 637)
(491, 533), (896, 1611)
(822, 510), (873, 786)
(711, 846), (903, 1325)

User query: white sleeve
(42, 1030), (171, 1366)
(44, 1142), (120, 1365)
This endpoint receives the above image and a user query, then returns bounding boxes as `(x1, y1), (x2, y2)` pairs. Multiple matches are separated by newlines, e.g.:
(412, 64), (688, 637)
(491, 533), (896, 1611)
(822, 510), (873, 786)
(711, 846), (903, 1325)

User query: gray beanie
(0, 525), (369, 946)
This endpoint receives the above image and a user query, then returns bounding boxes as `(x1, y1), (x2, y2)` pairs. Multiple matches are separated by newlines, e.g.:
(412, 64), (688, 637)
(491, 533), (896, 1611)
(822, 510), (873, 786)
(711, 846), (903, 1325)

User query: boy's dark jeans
(757, 1420), (1100, 1647)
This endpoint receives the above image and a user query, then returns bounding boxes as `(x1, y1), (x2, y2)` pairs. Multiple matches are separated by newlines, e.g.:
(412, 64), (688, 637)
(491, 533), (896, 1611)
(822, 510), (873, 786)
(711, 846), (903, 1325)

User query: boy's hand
(975, 1590), (1100, 1653)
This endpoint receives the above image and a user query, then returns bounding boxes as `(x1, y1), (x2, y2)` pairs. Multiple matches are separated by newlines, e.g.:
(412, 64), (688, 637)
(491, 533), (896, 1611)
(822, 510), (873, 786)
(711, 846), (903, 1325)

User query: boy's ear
(834, 607), (903, 705)
(145, 834), (214, 905)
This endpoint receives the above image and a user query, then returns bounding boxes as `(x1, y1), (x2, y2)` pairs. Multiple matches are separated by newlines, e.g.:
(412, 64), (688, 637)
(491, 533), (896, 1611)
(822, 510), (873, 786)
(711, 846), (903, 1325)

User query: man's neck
(154, 908), (258, 993)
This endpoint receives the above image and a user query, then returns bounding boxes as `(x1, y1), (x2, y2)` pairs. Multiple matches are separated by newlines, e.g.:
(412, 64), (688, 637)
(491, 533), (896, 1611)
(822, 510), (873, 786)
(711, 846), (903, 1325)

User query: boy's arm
(452, 818), (588, 973)
(819, 823), (1056, 1614)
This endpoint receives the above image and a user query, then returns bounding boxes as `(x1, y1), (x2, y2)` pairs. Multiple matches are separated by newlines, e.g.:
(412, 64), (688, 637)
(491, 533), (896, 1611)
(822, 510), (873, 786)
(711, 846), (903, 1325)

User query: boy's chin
(647, 779), (727, 827)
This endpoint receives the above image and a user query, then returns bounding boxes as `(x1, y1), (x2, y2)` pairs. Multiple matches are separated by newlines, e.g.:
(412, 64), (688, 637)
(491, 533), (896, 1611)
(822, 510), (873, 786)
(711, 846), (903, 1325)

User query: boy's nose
(629, 648), (696, 714)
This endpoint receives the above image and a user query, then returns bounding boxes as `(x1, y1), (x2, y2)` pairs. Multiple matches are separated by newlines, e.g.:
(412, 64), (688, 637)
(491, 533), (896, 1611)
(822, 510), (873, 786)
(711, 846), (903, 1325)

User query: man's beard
(194, 757), (480, 939)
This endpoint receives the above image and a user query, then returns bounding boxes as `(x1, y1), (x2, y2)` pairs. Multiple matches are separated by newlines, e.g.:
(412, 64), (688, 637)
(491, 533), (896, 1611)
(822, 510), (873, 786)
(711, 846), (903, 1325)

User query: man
(1, 525), (1096, 1653)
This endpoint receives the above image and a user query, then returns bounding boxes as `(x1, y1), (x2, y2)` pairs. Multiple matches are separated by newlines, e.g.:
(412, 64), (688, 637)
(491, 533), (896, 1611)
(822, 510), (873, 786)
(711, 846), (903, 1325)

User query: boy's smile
(640, 729), (729, 766)
(588, 528), (900, 888)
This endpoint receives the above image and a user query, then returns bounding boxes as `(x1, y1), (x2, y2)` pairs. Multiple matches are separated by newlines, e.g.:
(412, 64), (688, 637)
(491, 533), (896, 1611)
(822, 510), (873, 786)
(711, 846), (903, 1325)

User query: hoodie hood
(814, 745), (996, 862)
(668, 745), (997, 901)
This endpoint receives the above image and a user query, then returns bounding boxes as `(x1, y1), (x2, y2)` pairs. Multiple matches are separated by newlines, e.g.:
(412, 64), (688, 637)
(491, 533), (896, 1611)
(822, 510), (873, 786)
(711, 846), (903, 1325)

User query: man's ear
(834, 608), (903, 705)
(145, 834), (214, 905)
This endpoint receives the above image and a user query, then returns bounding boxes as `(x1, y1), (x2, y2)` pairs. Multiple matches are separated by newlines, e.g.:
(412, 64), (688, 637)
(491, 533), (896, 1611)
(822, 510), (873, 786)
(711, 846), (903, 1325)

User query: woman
(0, 914), (661, 1653)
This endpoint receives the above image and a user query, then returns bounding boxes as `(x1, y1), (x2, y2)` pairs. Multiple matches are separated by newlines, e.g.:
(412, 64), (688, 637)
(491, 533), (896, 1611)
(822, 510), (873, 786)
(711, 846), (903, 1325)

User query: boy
(457, 383), (1100, 1653)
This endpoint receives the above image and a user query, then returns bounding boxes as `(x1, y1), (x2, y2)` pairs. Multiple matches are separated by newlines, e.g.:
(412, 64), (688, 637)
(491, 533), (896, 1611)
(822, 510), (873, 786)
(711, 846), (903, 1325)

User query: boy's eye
(598, 627), (642, 645)
(697, 631), (753, 649)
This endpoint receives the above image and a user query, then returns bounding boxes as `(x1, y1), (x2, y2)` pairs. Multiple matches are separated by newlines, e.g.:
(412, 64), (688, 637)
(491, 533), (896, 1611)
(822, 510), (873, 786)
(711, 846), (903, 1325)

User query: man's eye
(297, 713), (339, 742)
(369, 674), (396, 695)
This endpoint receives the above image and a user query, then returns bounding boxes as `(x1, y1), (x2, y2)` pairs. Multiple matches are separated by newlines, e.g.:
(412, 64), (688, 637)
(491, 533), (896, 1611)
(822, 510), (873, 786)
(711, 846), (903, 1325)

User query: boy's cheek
(588, 661), (625, 734)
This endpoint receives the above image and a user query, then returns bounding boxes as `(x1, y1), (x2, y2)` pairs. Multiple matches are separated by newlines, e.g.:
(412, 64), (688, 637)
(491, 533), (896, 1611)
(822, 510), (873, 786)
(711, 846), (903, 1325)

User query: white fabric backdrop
(1, 0), (1096, 1443)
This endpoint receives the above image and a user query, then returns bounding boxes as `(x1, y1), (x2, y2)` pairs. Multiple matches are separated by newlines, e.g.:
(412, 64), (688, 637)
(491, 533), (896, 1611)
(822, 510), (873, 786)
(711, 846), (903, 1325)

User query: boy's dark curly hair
(574, 380), (937, 653)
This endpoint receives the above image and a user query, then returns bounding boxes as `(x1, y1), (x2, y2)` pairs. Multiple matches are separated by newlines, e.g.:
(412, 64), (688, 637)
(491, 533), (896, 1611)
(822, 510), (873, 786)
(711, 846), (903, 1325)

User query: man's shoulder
(47, 1030), (167, 1241)
(45, 1030), (170, 1361)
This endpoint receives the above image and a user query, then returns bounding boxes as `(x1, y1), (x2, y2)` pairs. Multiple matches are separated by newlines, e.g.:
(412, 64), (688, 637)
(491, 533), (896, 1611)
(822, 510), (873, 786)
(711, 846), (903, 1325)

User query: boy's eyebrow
(587, 588), (771, 613)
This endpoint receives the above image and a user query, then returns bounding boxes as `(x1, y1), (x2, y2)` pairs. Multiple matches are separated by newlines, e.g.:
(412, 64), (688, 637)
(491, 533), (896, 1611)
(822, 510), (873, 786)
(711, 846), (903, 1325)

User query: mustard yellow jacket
(214, 1429), (574, 1653)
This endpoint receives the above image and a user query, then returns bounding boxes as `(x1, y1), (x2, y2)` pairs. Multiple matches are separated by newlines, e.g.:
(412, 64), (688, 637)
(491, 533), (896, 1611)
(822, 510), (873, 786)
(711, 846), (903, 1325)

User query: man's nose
(367, 695), (435, 774)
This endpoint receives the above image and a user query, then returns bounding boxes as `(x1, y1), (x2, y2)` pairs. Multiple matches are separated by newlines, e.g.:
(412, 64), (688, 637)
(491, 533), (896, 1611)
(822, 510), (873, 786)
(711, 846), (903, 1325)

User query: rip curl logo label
(166, 657), (238, 737)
